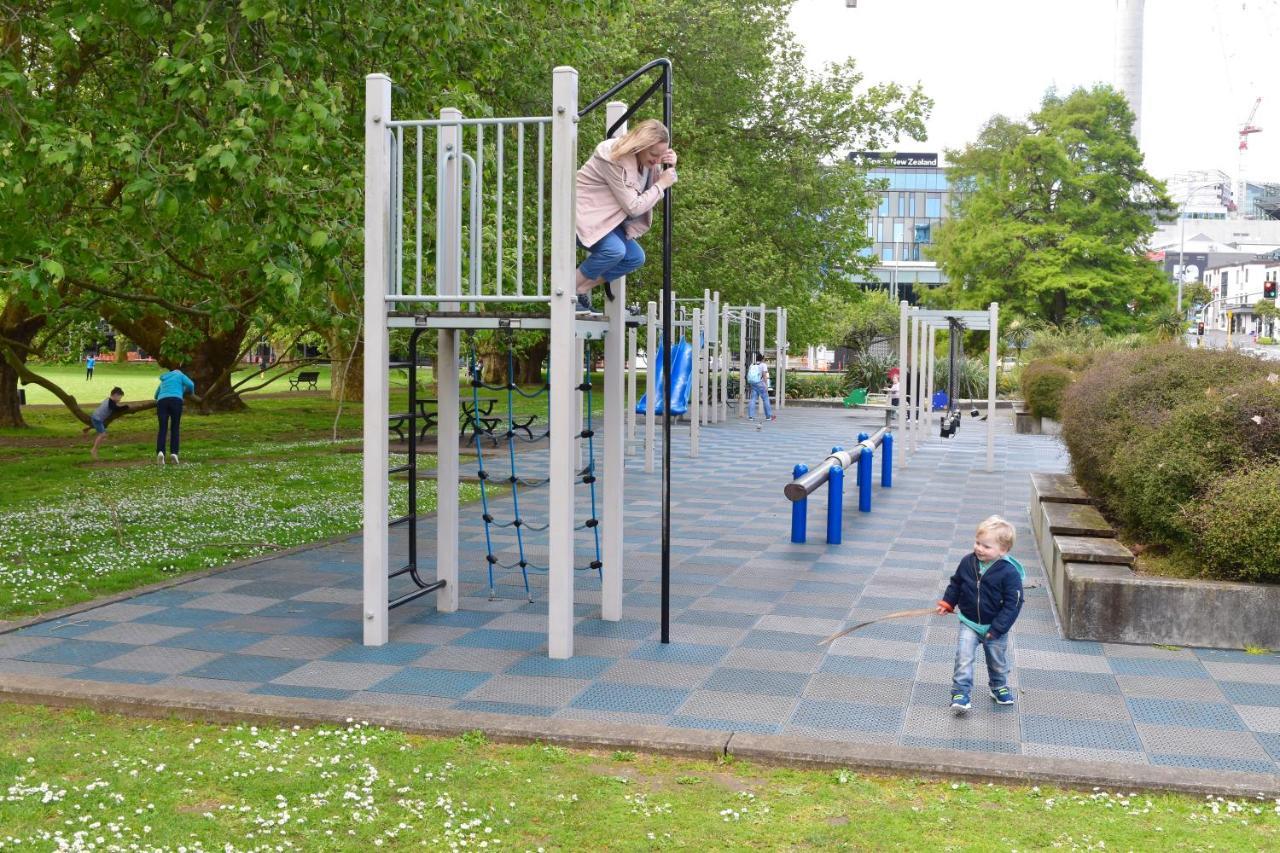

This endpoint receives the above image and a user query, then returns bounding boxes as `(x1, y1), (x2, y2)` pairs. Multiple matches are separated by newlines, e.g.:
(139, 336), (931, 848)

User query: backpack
(747, 363), (763, 384)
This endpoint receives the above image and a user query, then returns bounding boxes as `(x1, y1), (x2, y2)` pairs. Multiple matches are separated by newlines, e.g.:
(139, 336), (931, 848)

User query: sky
(788, 0), (1280, 181)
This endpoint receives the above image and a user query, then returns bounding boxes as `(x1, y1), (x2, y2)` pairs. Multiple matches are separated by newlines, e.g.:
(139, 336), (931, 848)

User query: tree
(928, 86), (1175, 333)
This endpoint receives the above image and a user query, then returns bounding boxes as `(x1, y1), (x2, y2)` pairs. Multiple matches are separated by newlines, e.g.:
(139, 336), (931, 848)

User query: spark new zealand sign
(847, 151), (939, 168)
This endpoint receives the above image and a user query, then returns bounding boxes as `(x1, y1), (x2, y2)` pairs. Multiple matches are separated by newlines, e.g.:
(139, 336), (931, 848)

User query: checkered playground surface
(3, 407), (1279, 777)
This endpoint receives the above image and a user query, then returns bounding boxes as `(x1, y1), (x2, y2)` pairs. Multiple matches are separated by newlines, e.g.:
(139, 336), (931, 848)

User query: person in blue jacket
(935, 515), (1024, 713)
(154, 365), (196, 465)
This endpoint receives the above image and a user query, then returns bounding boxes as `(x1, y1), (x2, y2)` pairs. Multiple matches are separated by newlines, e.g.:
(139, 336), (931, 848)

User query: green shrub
(843, 353), (896, 394)
(1182, 461), (1280, 583)
(1258, 336), (1276, 345)
(1020, 360), (1073, 420)
(997, 364), (1021, 398)
(784, 372), (848, 400)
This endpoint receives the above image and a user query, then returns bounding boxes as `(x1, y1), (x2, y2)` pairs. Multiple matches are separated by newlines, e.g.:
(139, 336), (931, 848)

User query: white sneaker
(156, 452), (165, 466)
(170, 454), (180, 465)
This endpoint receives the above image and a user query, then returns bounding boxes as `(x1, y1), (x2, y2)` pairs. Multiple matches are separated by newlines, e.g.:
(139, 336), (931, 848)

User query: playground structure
(785, 427), (894, 545)
(362, 63), (679, 658)
(897, 301), (1000, 473)
(722, 304), (788, 418)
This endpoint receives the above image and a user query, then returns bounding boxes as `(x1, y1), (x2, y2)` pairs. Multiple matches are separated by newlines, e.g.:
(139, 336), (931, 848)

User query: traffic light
(1265, 279), (1277, 299)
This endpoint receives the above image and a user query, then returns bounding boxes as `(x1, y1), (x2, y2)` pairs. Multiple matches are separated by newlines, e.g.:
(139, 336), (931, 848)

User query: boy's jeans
(951, 625), (1010, 695)
(747, 381), (772, 420)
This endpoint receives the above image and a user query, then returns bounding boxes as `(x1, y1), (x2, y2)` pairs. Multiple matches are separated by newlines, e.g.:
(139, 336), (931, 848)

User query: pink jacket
(575, 139), (666, 247)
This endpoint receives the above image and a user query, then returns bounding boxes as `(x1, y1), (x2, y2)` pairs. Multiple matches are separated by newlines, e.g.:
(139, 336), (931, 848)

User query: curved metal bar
(579, 58), (671, 118)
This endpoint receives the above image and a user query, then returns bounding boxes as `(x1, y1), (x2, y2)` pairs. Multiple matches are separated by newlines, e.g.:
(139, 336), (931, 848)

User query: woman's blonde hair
(608, 119), (670, 161)
(976, 515), (1016, 551)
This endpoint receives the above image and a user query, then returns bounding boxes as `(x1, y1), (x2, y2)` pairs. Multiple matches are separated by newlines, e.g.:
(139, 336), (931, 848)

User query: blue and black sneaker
(990, 686), (1015, 705)
(950, 692), (971, 713)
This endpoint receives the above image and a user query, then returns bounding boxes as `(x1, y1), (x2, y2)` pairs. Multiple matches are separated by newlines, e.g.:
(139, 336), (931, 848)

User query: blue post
(791, 463), (808, 544)
(858, 447), (873, 512)
(855, 433), (868, 485)
(882, 432), (894, 488)
(826, 464), (844, 544)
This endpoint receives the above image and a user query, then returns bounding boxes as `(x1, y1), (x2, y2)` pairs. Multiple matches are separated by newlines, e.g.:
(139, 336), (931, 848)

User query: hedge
(1020, 359), (1073, 420)
(1183, 461), (1280, 582)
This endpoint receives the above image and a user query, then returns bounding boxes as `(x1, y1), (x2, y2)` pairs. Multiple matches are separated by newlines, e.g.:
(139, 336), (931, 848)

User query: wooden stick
(818, 608), (936, 646)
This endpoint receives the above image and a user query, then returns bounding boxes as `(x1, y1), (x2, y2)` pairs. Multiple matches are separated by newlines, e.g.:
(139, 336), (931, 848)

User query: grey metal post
(645, 300), (657, 473)
(626, 325), (638, 453)
(896, 300), (908, 461)
(737, 308), (747, 418)
(548, 66), (579, 659)
(602, 100), (628, 621)
(987, 302), (999, 472)
(435, 106), (463, 616)
(690, 306), (701, 456)
(362, 73), (393, 645)
(719, 297), (729, 422)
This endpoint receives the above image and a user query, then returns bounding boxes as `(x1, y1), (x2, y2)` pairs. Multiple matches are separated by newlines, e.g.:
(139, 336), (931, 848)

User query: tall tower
(1114, 0), (1145, 145)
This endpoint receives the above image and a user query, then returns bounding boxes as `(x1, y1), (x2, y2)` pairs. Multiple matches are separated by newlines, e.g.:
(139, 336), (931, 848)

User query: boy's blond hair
(976, 515), (1015, 552)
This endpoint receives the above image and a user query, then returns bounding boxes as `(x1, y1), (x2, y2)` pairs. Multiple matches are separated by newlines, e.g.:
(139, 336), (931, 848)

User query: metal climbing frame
(363, 64), (675, 657)
(722, 304), (788, 418)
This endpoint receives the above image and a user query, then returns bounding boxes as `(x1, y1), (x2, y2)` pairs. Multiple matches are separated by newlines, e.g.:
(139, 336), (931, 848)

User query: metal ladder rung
(389, 579), (446, 609)
(388, 463), (412, 475)
(389, 514), (413, 527)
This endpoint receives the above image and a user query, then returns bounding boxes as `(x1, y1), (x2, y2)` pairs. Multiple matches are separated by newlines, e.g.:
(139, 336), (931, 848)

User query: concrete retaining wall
(1029, 473), (1280, 649)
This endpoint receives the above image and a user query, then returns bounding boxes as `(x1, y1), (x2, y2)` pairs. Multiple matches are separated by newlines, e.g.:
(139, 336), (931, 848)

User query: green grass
(0, 704), (1275, 850)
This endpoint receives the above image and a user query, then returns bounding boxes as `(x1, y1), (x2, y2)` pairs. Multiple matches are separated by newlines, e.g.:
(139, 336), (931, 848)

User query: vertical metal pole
(737, 309), (747, 418)
(855, 431), (868, 485)
(701, 290), (711, 426)
(626, 326), (638, 454)
(911, 314), (922, 453)
(362, 74), (392, 646)
(776, 308), (786, 410)
(719, 298), (729, 423)
(826, 461), (844, 545)
(858, 447), (873, 512)
(602, 100), (628, 622)
(645, 300), (657, 473)
(548, 66), (579, 659)
(660, 62), (674, 645)
(988, 301), (999, 473)
(575, 335), (586, 471)
(882, 432), (894, 487)
(926, 323), (937, 434)
(897, 301), (908, 450)
(791, 463), (808, 543)
(435, 107), (463, 615)
(690, 306), (700, 456)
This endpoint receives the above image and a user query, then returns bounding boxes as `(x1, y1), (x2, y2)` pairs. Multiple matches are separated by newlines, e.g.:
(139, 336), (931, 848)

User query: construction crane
(1236, 97), (1263, 217)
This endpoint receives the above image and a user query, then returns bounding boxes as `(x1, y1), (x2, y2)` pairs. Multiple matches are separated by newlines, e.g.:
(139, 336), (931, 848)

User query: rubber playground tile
(1125, 697), (1247, 730)
(366, 668), (492, 699)
(15, 640), (139, 667)
(0, 659), (83, 678)
(239, 636), (351, 660)
(819, 655), (918, 681)
(741, 630), (829, 653)
(180, 592), (279, 614)
(95, 646), (221, 675)
(1016, 668), (1120, 696)
(76, 623), (192, 646)
(1149, 754), (1278, 774)
(70, 602), (166, 623)
(184, 654), (305, 683)
(252, 683), (356, 702)
(157, 630), (272, 653)
(1107, 657), (1212, 680)
(629, 641), (729, 666)
(453, 700), (557, 718)
(132, 608), (240, 629)
(703, 667), (809, 698)
(325, 642), (435, 666)
(1134, 724), (1271, 760)
(504, 655), (614, 680)
(1218, 681), (1280, 708)
(676, 689), (798, 724)
(1236, 705), (1280, 733)
(789, 699), (904, 733)
(669, 716), (780, 734)
(1021, 716), (1143, 752)
(285, 619), (362, 639)
(69, 667), (168, 686)
(902, 735), (1020, 754)
(251, 600), (348, 619)
(600, 659), (714, 688)
(452, 629), (547, 652)
(569, 682), (689, 715)
(465, 675), (591, 707)
(1257, 732), (1280, 761)
(16, 620), (116, 639)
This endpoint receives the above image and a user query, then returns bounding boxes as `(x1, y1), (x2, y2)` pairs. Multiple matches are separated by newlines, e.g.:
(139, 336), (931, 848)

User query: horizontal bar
(580, 58), (670, 117)
(387, 314), (612, 333)
(387, 116), (551, 128)
(385, 294), (552, 304)
(388, 579), (447, 609)
(388, 514), (413, 527)
(784, 434), (888, 503)
(388, 464), (412, 475)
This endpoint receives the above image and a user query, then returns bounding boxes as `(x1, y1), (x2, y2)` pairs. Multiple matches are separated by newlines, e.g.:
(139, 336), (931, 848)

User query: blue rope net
(467, 336), (604, 601)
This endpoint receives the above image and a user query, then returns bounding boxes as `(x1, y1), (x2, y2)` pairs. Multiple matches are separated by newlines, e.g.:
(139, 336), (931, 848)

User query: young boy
(85, 386), (127, 460)
(935, 515), (1024, 713)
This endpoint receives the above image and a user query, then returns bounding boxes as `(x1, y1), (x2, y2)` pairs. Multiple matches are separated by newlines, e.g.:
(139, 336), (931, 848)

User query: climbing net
(466, 336), (603, 601)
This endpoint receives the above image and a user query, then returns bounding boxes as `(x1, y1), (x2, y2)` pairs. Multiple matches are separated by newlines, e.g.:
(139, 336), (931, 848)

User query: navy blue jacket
(940, 553), (1024, 640)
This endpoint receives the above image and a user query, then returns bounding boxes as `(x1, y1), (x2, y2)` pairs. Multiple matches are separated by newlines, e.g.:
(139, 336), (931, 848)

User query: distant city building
(850, 151), (957, 303)
(1199, 251), (1280, 336)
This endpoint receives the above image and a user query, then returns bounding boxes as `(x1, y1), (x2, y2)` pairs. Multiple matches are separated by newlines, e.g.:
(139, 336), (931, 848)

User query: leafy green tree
(928, 86), (1174, 332)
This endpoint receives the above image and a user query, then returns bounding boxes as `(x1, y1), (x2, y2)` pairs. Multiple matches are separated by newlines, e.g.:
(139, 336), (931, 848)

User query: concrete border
(2, 675), (1275, 798)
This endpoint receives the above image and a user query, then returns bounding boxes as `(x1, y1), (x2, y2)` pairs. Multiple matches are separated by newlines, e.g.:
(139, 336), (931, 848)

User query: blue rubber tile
(1150, 754), (1278, 774)
(706, 587), (778, 603)
(130, 590), (202, 607)
(185, 655), (304, 683)
(574, 619), (655, 640)
(922, 645), (960, 663)
(770, 604), (849, 620)
(18, 620), (116, 639)
(506, 655), (614, 679)
(454, 700), (556, 718)
(676, 610), (759, 629)
(1013, 634), (1105, 656)
(287, 620), (361, 639)
(820, 655), (918, 680)
(158, 631), (270, 653)
(325, 643), (434, 665)
(1218, 681), (1280, 708)
(17, 640), (137, 666)
(1126, 697), (1245, 731)
(1257, 732), (1280, 761)
(1022, 716), (1143, 751)
(1196, 648), (1280, 664)
(1018, 669), (1118, 696)
(70, 667), (167, 685)
(406, 610), (499, 628)
(902, 735), (1020, 754)
(670, 716), (779, 734)
(570, 682), (689, 715)
(231, 582), (323, 600)
(704, 668), (807, 697)
(849, 622), (925, 643)
(624, 593), (696, 609)
(792, 580), (860, 595)
(791, 699), (903, 733)
(630, 642), (728, 666)
(253, 600), (347, 619)
(741, 630), (825, 653)
(674, 572), (729, 585)
(133, 608), (235, 629)
(453, 629), (546, 651)
(252, 684), (355, 701)
(368, 668), (491, 698)
(1108, 658), (1210, 679)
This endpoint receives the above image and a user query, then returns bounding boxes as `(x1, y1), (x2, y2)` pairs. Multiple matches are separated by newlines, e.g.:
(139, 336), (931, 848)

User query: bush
(1020, 360), (1073, 420)
(1258, 336), (1276, 345)
(934, 355), (988, 400)
(784, 372), (848, 400)
(843, 353), (896, 394)
(1182, 461), (1280, 583)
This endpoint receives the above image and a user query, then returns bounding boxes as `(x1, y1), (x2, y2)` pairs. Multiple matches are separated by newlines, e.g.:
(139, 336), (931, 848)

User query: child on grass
(85, 386), (127, 460)
(935, 515), (1024, 713)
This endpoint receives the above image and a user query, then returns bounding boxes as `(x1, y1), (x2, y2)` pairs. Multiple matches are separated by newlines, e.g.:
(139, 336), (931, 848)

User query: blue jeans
(156, 397), (184, 454)
(579, 224), (645, 283)
(951, 624), (1010, 695)
(747, 381), (771, 419)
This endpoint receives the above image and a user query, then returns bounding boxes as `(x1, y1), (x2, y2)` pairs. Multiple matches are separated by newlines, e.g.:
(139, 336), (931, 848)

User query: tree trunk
(515, 337), (549, 385)
(106, 312), (251, 413)
(114, 333), (128, 362)
(0, 360), (26, 428)
(0, 300), (45, 428)
(327, 329), (364, 402)
(1051, 289), (1068, 326)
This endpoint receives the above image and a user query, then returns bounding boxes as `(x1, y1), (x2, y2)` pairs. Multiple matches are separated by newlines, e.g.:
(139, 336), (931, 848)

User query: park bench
(289, 370), (320, 391)
(843, 387), (896, 427)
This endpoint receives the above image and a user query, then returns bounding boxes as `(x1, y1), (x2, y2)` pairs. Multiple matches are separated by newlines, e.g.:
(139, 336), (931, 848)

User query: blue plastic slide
(635, 338), (694, 416)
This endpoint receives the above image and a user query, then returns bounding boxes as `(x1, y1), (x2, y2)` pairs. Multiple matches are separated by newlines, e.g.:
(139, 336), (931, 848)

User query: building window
(883, 246), (894, 261)
(926, 194), (942, 217)
(915, 223), (931, 243)
(893, 222), (904, 244)
(908, 194), (917, 217)
(878, 194), (889, 217)
(897, 194), (906, 216)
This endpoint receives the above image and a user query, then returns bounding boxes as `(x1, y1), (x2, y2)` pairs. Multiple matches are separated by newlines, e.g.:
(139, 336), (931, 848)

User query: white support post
(719, 299), (729, 423)
(644, 300), (657, 474)
(601, 100), (627, 622)
(926, 323), (937, 440)
(911, 314), (923, 453)
(626, 326), (638, 454)
(776, 308), (787, 409)
(737, 309), (747, 418)
(575, 334), (586, 471)
(690, 307), (701, 457)
(701, 290), (711, 426)
(897, 300), (909, 453)
(435, 106), (463, 615)
(987, 301), (999, 473)
(548, 66), (579, 659)
(362, 74), (393, 646)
